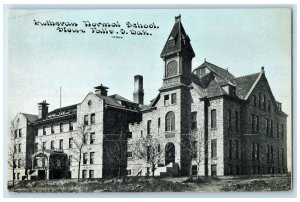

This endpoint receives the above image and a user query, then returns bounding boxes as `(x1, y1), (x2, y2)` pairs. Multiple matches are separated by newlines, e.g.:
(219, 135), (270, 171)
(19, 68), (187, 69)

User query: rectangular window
(35, 143), (38, 152)
(51, 140), (54, 149)
(158, 118), (161, 128)
(83, 153), (88, 164)
(69, 121), (73, 131)
(270, 120), (273, 137)
(211, 139), (217, 159)
(83, 134), (87, 144)
(90, 133), (95, 144)
(43, 126), (46, 135)
(82, 170), (87, 178)
(90, 152), (95, 164)
(51, 125), (54, 134)
(59, 139), (63, 150)
(84, 115), (89, 125)
(158, 144), (161, 153)
(281, 124), (284, 139)
(18, 159), (21, 168)
(69, 155), (72, 166)
(262, 95), (266, 110)
(229, 140), (232, 160)
(228, 109), (232, 129)
(251, 114), (255, 133)
(164, 94), (169, 106)
(18, 144), (21, 153)
(192, 141), (197, 158)
(171, 93), (176, 104)
(14, 129), (18, 138)
(258, 93), (261, 109)
(126, 170), (132, 176)
(60, 123), (63, 133)
(69, 138), (73, 148)
(147, 120), (151, 135)
(256, 116), (259, 133)
(252, 143), (259, 160)
(17, 173), (20, 180)
(266, 118), (269, 136)
(91, 113), (95, 124)
(192, 165), (198, 176)
(42, 142), (46, 151)
(277, 123), (280, 138)
(127, 151), (133, 158)
(19, 129), (22, 137)
(211, 165), (217, 176)
(14, 145), (17, 153)
(89, 170), (94, 178)
(235, 141), (239, 159)
(211, 109), (217, 129)
(235, 111), (239, 131)
(191, 112), (197, 130)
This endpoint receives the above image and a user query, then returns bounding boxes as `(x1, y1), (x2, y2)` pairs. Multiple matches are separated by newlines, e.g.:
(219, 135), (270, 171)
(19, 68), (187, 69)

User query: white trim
(244, 71), (263, 100)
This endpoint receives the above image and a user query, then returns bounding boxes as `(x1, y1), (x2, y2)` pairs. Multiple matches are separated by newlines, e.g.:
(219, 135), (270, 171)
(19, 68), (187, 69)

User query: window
(82, 170), (87, 178)
(211, 109), (217, 129)
(171, 93), (176, 104)
(83, 134), (87, 144)
(14, 129), (18, 138)
(165, 111), (175, 131)
(164, 94), (169, 106)
(211, 139), (217, 159)
(281, 124), (284, 139)
(167, 39), (175, 48)
(235, 111), (239, 131)
(191, 112), (197, 130)
(252, 143), (259, 160)
(43, 126), (46, 135)
(251, 114), (255, 133)
(258, 93), (261, 109)
(235, 141), (239, 159)
(277, 123), (280, 138)
(228, 109), (232, 129)
(90, 133), (95, 144)
(14, 145), (17, 153)
(158, 118), (161, 128)
(59, 123), (63, 133)
(147, 146), (151, 162)
(229, 140), (232, 160)
(51, 125), (54, 134)
(89, 170), (94, 178)
(84, 115), (89, 125)
(91, 113), (95, 124)
(59, 139), (63, 150)
(51, 140), (54, 149)
(192, 165), (198, 176)
(270, 120), (273, 137)
(158, 144), (161, 153)
(211, 165), (217, 176)
(17, 173), (20, 180)
(253, 95), (256, 107)
(69, 138), (73, 148)
(69, 121), (73, 131)
(147, 120), (151, 135)
(35, 143), (38, 152)
(127, 151), (133, 158)
(69, 155), (72, 166)
(281, 148), (285, 166)
(126, 170), (132, 176)
(18, 144), (21, 153)
(192, 141), (197, 158)
(262, 95), (266, 110)
(18, 159), (21, 168)
(166, 60), (178, 77)
(141, 130), (143, 138)
(256, 116), (259, 132)
(42, 142), (46, 151)
(19, 129), (22, 137)
(266, 118), (269, 136)
(90, 152), (95, 164)
(83, 153), (88, 164)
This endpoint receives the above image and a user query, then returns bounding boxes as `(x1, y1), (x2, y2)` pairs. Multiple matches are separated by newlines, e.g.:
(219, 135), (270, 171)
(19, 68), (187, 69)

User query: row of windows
(164, 93), (177, 106)
(82, 169), (94, 179)
(14, 129), (22, 138)
(14, 144), (22, 153)
(42, 121), (74, 136)
(228, 140), (240, 160)
(14, 159), (22, 168)
(84, 113), (95, 125)
(251, 114), (284, 138)
(252, 93), (273, 112)
(83, 152), (95, 165)
(14, 172), (21, 180)
(250, 143), (285, 166)
(227, 110), (239, 131)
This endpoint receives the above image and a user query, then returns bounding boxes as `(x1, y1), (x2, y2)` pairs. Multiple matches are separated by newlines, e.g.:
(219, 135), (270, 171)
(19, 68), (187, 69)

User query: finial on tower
(261, 66), (265, 73)
(175, 14), (181, 22)
(204, 58), (206, 62)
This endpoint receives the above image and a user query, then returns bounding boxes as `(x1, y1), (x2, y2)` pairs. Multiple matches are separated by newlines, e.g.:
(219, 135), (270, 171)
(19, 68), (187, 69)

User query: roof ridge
(233, 72), (260, 80)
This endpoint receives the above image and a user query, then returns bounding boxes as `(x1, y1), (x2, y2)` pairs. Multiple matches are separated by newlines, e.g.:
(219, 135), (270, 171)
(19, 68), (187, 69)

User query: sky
(7, 9), (292, 170)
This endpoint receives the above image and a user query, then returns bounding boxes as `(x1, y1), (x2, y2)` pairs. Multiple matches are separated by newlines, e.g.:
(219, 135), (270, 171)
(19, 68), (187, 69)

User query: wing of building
(10, 16), (287, 181)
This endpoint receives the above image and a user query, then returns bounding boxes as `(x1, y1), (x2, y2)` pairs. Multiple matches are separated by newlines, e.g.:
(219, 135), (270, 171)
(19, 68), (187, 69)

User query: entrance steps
(154, 162), (179, 177)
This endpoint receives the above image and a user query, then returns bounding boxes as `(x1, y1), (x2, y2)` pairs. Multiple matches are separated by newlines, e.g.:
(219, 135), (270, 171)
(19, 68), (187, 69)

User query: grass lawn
(8, 175), (291, 192)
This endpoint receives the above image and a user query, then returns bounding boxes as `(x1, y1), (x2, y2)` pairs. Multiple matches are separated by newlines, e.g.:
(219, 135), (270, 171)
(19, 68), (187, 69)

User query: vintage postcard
(6, 8), (292, 193)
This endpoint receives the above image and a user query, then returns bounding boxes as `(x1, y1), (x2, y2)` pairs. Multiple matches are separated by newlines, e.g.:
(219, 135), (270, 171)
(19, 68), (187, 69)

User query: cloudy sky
(7, 8), (291, 169)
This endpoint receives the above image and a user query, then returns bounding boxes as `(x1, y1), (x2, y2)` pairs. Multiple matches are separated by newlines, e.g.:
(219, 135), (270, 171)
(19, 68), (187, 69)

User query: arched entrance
(165, 142), (175, 165)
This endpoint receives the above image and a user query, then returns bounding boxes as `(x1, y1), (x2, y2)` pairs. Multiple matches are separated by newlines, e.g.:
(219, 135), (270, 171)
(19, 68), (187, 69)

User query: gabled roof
(160, 16), (195, 58)
(194, 61), (235, 80)
(109, 94), (133, 103)
(47, 104), (78, 115)
(231, 72), (261, 99)
(95, 94), (123, 108)
(21, 113), (38, 123)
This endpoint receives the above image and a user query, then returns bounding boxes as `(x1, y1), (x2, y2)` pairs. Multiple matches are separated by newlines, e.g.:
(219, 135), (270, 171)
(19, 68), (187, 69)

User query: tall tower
(160, 15), (195, 90)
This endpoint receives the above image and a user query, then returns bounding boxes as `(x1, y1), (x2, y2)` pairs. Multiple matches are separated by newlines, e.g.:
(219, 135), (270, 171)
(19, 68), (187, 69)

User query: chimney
(94, 84), (109, 96)
(38, 100), (49, 119)
(133, 75), (144, 105)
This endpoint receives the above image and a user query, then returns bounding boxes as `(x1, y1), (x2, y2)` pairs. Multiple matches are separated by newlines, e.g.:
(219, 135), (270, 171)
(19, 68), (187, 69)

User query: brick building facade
(9, 16), (287, 181)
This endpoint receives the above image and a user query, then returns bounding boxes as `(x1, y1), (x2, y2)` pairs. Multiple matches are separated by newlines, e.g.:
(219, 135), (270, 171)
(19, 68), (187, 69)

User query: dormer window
(167, 40), (175, 48)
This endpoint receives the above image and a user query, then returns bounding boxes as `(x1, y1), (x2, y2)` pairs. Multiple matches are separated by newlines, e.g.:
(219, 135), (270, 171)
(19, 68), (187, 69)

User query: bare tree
(71, 122), (90, 182)
(8, 123), (17, 187)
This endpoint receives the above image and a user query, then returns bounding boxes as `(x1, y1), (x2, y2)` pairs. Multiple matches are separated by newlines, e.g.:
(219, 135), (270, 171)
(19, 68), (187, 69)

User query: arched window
(165, 111), (175, 131)
(166, 60), (178, 77)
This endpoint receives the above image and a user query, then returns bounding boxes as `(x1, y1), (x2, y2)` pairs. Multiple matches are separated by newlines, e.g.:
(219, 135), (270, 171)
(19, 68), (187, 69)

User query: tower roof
(160, 15), (195, 58)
